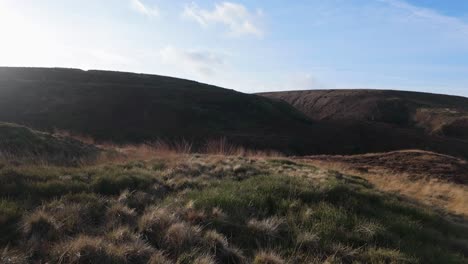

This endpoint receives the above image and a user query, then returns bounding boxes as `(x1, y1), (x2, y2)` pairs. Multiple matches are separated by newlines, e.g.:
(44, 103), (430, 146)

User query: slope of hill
(1, 155), (467, 263)
(3, 68), (468, 158)
(302, 150), (468, 218)
(0, 67), (315, 153)
(0, 122), (98, 165)
(303, 150), (468, 185)
(260, 89), (468, 141)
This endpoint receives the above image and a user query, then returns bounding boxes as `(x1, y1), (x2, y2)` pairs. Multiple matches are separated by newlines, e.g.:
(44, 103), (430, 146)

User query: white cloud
(130, 0), (159, 18)
(182, 2), (264, 37)
(159, 46), (225, 77)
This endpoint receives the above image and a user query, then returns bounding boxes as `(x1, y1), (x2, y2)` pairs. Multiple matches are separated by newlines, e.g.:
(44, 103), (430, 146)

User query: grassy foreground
(1, 155), (468, 263)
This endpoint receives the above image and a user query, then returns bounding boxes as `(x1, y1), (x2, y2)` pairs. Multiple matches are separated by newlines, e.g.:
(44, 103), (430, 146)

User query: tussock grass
(0, 155), (467, 263)
(253, 251), (285, 264)
(1, 247), (27, 264)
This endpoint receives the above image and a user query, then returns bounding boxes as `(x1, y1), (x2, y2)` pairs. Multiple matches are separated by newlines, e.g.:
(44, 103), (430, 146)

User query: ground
(1, 151), (468, 264)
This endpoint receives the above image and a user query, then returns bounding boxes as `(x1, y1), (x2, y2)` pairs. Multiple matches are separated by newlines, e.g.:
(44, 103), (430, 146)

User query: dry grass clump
(53, 235), (155, 264)
(247, 217), (286, 238)
(148, 251), (173, 264)
(106, 226), (140, 244)
(359, 247), (415, 264)
(118, 190), (155, 212)
(105, 203), (137, 229)
(210, 207), (227, 221)
(203, 230), (229, 249)
(22, 210), (60, 242)
(192, 254), (216, 264)
(119, 238), (155, 264)
(296, 232), (320, 250)
(353, 221), (384, 239)
(164, 222), (202, 255)
(179, 201), (210, 225)
(138, 207), (177, 247)
(40, 194), (109, 235)
(53, 236), (126, 264)
(202, 230), (246, 264)
(327, 243), (360, 263)
(1, 247), (27, 264)
(253, 251), (285, 264)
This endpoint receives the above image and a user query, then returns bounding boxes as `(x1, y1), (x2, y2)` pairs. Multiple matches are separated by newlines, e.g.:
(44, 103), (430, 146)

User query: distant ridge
(260, 89), (468, 141)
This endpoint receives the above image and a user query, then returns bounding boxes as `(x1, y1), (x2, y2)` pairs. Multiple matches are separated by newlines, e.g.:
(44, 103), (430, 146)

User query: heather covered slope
(260, 89), (468, 141)
(0, 67), (314, 153)
(3, 68), (468, 158)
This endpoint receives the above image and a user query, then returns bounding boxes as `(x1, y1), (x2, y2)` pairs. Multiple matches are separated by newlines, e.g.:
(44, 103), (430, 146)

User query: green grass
(183, 172), (468, 263)
(0, 156), (467, 263)
(0, 122), (98, 165)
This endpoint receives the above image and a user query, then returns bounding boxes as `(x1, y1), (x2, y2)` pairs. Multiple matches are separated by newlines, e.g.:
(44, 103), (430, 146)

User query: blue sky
(0, 0), (468, 96)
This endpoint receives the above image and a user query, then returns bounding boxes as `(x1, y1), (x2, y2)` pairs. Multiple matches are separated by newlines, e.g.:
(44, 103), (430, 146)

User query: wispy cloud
(159, 46), (225, 77)
(182, 2), (264, 37)
(130, 0), (159, 18)
(379, 0), (468, 36)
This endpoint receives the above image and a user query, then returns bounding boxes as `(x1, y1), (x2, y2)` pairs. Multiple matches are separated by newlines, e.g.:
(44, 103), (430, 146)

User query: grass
(308, 156), (468, 218)
(0, 122), (99, 166)
(0, 154), (467, 263)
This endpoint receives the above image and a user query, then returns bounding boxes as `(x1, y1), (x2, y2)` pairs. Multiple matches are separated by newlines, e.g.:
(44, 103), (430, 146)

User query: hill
(259, 89), (468, 141)
(0, 122), (98, 165)
(0, 67), (315, 154)
(3, 68), (468, 158)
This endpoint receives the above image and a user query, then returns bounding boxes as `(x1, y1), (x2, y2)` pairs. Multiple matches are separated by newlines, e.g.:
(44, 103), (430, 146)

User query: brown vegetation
(302, 150), (468, 217)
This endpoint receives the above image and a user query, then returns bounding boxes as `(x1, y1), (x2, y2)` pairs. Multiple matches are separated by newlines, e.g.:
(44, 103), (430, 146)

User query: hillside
(0, 122), (98, 165)
(259, 89), (468, 141)
(3, 68), (468, 158)
(1, 155), (468, 263)
(303, 150), (468, 185)
(302, 150), (468, 218)
(0, 67), (315, 154)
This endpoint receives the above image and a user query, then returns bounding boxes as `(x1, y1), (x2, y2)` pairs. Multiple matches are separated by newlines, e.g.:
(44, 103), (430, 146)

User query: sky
(0, 0), (468, 96)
